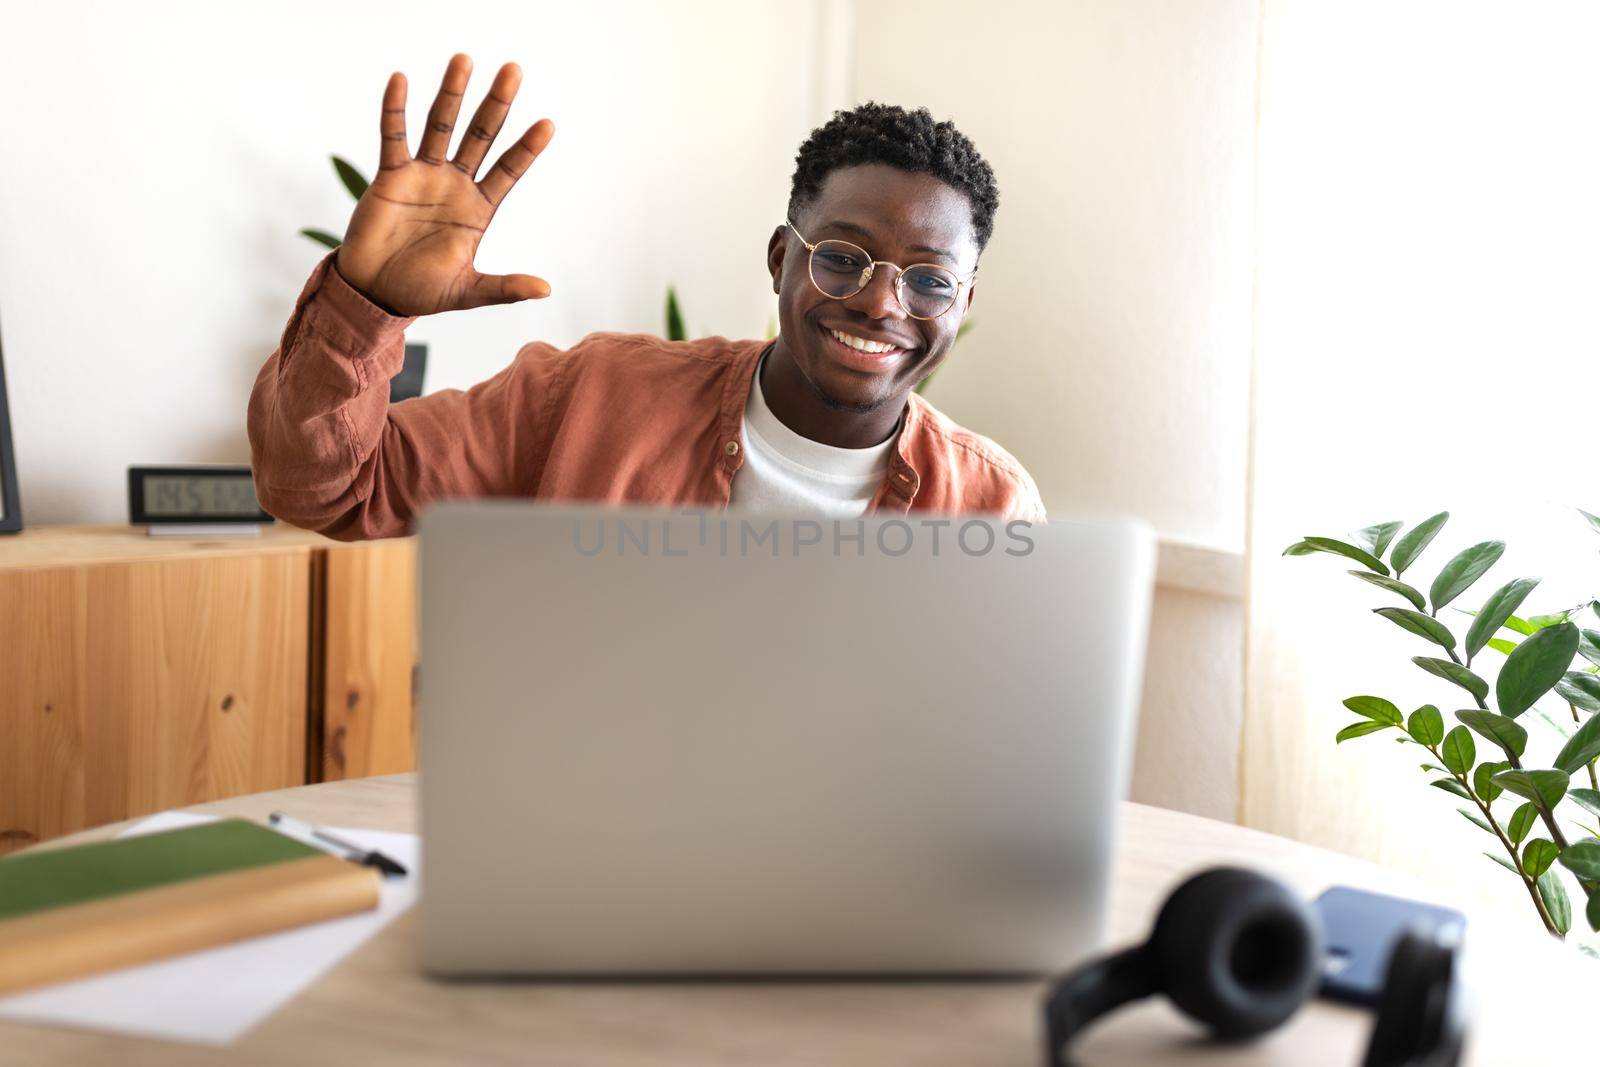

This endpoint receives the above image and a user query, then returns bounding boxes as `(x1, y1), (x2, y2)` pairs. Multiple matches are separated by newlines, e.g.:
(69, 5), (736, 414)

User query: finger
(478, 119), (554, 208)
(463, 272), (551, 309)
(417, 53), (472, 164)
(452, 62), (522, 179)
(378, 72), (409, 171)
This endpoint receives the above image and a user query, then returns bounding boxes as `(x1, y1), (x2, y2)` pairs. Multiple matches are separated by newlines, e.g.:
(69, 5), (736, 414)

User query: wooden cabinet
(315, 538), (419, 782)
(0, 526), (418, 854)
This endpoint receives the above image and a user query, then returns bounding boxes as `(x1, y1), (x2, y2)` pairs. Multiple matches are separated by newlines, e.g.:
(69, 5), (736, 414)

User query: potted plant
(1287, 511), (1600, 938)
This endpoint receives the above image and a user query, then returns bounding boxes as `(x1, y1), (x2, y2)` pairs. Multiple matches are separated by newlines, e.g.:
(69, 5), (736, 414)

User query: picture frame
(0, 312), (21, 534)
(392, 341), (428, 403)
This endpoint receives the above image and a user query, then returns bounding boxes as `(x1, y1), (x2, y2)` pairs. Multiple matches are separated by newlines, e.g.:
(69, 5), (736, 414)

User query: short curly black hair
(788, 102), (1000, 254)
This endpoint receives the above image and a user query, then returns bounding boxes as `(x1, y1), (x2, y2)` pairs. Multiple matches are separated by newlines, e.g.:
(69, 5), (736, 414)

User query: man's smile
(819, 323), (914, 374)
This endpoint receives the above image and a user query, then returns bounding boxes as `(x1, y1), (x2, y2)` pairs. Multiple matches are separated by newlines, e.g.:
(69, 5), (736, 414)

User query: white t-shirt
(729, 360), (898, 517)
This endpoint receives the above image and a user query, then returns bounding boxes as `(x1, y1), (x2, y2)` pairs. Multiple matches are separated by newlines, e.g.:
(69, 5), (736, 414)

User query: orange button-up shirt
(247, 256), (1045, 541)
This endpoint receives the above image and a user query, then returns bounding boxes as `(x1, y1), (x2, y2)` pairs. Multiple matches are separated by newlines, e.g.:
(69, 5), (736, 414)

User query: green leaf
(1474, 761), (1508, 803)
(1523, 838), (1561, 877)
(1486, 851), (1521, 874)
(1429, 540), (1505, 613)
(331, 155), (369, 200)
(1301, 536), (1389, 575)
(1347, 571), (1427, 611)
(1492, 768), (1570, 812)
(1431, 778), (1471, 800)
(299, 227), (342, 249)
(1589, 889), (1600, 933)
(1357, 521), (1404, 559)
(1577, 629), (1600, 667)
(1440, 726), (1475, 775)
(1556, 671), (1600, 713)
(1372, 608), (1457, 651)
(1463, 577), (1540, 662)
(1555, 712), (1600, 775)
(1539, 869), (1572, 934)
(1580, 508), (1600, 535)
(1391, 512), (1448, 577)
(1420, 762), (1447, 772)
(1459, 808), (1494, 834)
(665, 286), (687, 342)
(1283, 540), (1318, 556)
(1559, 839), (1600, 881)
(1337, 721), (1392, 743)
(1567, 788), (1600, 819)
(1496, 623), (1580, 718)
(1343, 696), (1403, 726)
(1411, 658), (1488, 702)
(1505, 612), (1570, 636)
(1455, 709), (1528, 758)
(1407, 705), (1445, 746)
(1508, 802), (1538, 844)
(1486, 637), (1519, 656)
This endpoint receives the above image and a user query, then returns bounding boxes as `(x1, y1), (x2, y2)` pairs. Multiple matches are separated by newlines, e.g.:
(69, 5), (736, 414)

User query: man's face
(767, 164), (980, 412)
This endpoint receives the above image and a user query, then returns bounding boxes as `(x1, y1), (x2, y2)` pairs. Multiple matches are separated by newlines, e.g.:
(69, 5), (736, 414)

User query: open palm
(335, 54), (554, 317)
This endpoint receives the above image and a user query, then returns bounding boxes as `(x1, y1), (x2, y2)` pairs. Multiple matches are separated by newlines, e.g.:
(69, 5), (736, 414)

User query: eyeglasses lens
(808, 240), (959, 319)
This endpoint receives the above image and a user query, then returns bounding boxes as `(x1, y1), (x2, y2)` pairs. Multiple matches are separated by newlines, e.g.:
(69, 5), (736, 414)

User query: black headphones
(1042, 867), (1466, 1067)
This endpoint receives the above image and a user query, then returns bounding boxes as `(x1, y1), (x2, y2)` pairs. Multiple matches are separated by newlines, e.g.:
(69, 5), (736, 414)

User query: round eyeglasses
(784, 220), (977, 321)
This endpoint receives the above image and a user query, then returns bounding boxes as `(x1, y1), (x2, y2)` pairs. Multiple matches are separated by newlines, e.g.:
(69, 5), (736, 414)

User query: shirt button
(724, 440), (741, 457)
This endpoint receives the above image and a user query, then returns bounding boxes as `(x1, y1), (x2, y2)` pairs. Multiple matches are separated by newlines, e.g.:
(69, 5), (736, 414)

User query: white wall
(850, 1), (1260, 819)
(0, 0), (823, 524)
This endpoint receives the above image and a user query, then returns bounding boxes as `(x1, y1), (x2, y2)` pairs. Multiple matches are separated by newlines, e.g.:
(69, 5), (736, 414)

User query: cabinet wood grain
(1, 542), (310, 853)
(318, 539), (418, 781)
(1, 526), (420, 854)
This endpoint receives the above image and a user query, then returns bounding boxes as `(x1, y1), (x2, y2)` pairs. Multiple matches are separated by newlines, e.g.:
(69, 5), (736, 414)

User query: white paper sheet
(0, 811), (420, 1045)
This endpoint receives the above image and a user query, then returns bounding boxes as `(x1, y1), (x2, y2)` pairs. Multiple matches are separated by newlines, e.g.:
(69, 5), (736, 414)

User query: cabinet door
(1, 566), (87, 852)
(0, 552), (309, 853)
(317, 538), (418, 781)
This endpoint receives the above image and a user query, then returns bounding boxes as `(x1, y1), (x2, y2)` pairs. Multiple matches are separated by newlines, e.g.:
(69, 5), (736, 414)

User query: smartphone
(1312, 885), (1466, 1006)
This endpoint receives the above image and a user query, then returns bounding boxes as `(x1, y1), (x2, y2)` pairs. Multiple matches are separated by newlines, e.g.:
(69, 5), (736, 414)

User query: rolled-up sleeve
(247, 255), (559, 541)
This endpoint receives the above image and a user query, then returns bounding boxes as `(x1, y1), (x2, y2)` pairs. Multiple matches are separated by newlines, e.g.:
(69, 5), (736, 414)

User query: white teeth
(829, 329), (899, 354)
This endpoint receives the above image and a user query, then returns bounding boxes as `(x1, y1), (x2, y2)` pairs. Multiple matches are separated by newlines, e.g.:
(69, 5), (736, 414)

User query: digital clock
(128, 466), (275, 531)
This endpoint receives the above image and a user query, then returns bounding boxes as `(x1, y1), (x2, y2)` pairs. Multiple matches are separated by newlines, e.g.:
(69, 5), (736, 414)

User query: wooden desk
(1, 775), (1585, 1064)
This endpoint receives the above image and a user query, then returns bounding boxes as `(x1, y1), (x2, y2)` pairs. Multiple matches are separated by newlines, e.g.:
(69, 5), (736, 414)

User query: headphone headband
(1042, 945), (1155, 1062)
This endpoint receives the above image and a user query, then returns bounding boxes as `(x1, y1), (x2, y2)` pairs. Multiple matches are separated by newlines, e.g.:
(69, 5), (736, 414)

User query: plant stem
(1438, 641), (1600, 909)
(1570, 701), (1600, 792)
(1443, 645), (1578, 852)
(1431, 742), (1560, 937)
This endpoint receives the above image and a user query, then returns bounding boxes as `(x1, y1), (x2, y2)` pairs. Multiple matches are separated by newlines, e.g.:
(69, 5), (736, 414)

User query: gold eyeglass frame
(783, 220), (978, 321)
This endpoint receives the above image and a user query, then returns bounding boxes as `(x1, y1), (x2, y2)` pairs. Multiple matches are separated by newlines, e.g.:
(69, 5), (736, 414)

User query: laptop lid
(419, 503), (1153, 975)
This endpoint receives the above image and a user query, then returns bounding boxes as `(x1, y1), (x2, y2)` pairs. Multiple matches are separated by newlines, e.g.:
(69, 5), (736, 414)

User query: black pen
(268, 811), (408, 878)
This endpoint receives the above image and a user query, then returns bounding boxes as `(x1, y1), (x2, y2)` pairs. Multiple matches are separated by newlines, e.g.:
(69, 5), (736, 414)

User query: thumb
(463, 271), (551, 309)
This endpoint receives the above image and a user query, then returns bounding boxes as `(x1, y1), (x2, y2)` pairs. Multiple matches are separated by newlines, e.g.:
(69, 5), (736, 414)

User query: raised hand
(334, 54), (554, 316)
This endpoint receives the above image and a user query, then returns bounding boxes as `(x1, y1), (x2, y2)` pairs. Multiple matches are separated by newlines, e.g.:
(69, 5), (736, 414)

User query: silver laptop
(418, 503), (1154, 976)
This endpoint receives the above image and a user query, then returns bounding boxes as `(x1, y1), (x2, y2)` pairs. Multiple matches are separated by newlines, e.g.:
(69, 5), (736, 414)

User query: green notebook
(0, 819), (323, 922)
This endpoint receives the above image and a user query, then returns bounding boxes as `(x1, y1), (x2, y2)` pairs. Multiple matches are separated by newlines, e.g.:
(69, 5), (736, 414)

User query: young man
(248, 55), (1044, 540)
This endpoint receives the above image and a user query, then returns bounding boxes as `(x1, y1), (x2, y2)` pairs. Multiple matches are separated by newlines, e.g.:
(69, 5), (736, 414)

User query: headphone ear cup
(1149, 867), (1324, 1040)
(1361, 928), (1465, 1067)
